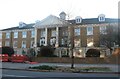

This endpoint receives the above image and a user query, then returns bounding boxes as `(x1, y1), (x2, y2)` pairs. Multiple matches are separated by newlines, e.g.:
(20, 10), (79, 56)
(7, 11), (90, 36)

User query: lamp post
(71, 46), (74, 69)
(67, 25), (74, 69)
(68, 40), (74, 69)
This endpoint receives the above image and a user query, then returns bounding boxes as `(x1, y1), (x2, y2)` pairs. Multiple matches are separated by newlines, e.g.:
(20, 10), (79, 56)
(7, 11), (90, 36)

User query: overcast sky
(0, 0), (119, 29)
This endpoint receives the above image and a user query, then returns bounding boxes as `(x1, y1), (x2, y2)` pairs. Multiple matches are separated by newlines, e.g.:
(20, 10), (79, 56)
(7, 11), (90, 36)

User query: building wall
(80, 26), (87, 47)
(1, 29), (35, 54)
(18, 31), (22, 48)
(93, 25), (100, 47)
(0, 22), (118, 57)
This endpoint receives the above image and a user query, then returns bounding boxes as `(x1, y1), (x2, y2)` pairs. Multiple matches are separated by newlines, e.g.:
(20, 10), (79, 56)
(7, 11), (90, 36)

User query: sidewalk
(1, 62), (119, 73)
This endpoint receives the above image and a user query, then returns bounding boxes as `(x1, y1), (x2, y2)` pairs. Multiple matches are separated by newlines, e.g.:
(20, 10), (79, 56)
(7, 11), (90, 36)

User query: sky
(0, 0), (119, 29)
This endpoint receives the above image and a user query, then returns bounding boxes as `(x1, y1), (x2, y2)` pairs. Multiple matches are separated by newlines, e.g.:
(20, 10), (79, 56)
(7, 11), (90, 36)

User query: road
(2, 62), (119, 72)
(1, 69), (120, 79)
(1, 62), (120, 79)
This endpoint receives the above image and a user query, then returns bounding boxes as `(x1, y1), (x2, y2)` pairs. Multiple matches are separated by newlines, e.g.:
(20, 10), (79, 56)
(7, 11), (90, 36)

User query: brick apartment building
(0, 12), (118, 57)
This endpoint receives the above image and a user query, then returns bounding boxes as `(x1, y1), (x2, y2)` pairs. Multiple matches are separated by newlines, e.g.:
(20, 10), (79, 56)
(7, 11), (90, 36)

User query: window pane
(0, 42), (2, 47)
(22, 41), (26, 48)
(31, 30), (35, 38)
(74, 28), (80, 36)
(100, 26), (107, 34)
(87, 38), (94, 47)
(74, 39), (81, 47)
(31, 41), (34, 48)
(22, 31), (27, 38)
(13, 41), (18, 48)
(63, 31), (68, 36)
(0, 33), (2, 39)
(51, 30), (56, 37)
(40, 38), (45, 46)
(5, 41), (10, 46)
(41, 30), (45, 37)
(14, 32), (18, 38)
(61, 39), (64, 45)
(6, 32), (10, 38)
(50, 38), (56, 45)
(87, 26), (93, 35)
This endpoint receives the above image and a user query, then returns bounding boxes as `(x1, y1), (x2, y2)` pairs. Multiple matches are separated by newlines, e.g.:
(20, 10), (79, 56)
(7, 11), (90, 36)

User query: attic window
(98, 14), (105, 22)
(75, 16), (82, 23)
(19, 22), (26, 28)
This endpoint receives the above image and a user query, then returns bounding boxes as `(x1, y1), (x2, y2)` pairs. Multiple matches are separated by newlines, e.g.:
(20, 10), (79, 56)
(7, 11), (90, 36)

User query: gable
(34, 15), (69, 28)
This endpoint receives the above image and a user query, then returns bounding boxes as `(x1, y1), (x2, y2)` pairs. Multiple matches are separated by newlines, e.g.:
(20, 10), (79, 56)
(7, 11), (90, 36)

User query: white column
(45, 27), (48, 46)
(59, 50), (62, 58)
(34, 28), (37, 47)
(55, 27), (59, 47)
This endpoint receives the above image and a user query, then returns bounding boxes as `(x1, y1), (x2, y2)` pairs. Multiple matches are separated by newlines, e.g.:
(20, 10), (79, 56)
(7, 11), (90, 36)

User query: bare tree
(100, 24), (118, 54)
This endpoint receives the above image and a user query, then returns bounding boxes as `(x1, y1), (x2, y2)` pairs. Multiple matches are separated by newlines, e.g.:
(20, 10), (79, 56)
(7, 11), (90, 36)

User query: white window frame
(74, 28), (80, 36)
(99, 17), (105, 22)
(87, 26), (93, 35)
(0, 42), (2, 47)
(22, 41), (26, 48)
(51, 30), (56, 37)
(100, 26), (107, 34)
(63, 31), (68, 36)
(5, 41), (10, 46)
(75, 16), (82, 23)
(76, 19), (81, 23)
(61, 39), (64, 45)
(14, 32), (18, 38)
(6, 32), (10, 39)
(41, 30), (45, 37)
(87, 37), (94, 47)
(40, 38), (45, 46)
(0, 33), (2, 39)
(22, 31), (27, 38)
(74, 39), (81, 47)
(31, 30), (35, 38)
(13, 41), (18, 48)
(50, 38), (56, 45)
(31, 40), (34, 48)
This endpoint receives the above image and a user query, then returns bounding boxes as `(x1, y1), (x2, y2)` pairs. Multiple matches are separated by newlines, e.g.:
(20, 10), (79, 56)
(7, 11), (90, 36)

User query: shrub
(86, 49), (100, 57)
(39, 46), (55, 57)
(50, 55), (58, 57)
(27, 48), (36, 61)
(0, 46), (14, 56)
(30, 65), (56, 70)
(62, 55), (69, 57)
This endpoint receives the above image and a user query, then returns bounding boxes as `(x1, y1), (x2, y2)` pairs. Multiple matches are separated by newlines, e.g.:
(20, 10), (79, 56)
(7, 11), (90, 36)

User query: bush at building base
(86, 49), (100, 57)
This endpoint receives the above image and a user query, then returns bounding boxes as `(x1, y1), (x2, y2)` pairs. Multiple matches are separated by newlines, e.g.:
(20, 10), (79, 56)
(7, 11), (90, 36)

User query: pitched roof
(68, 18), (118, 25)
(1, 23), (35, 31)
(1, 17), (118, 31)
(34, 15), (70, 28)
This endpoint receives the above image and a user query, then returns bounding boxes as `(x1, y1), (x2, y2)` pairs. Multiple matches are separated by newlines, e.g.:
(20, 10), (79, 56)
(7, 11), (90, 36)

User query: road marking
(3, 74), (31, 77)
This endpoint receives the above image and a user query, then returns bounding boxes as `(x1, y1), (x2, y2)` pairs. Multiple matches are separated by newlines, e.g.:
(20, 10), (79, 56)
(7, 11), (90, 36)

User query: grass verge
(29, 65), (112, 72)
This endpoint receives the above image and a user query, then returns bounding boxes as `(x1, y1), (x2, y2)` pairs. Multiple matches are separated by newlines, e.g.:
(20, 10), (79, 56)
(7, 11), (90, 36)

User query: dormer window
(59, 11), (66, 20)
(75, 16), (82, 23)
(98, 14), (105, 22)
(19, 22), (26, 28)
